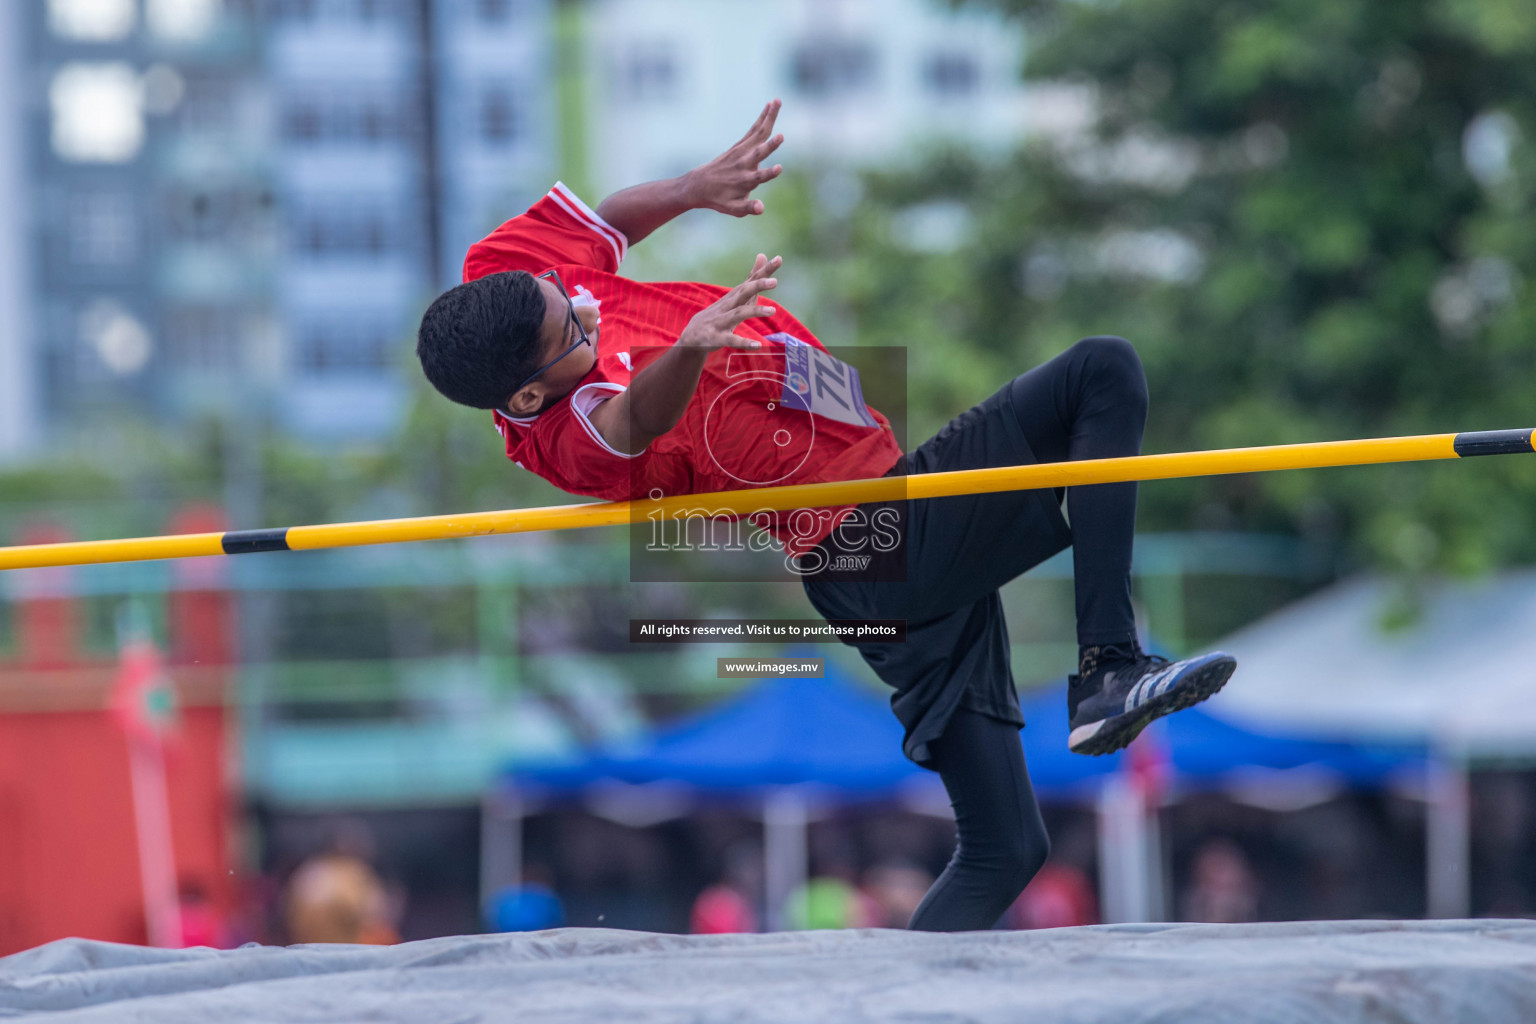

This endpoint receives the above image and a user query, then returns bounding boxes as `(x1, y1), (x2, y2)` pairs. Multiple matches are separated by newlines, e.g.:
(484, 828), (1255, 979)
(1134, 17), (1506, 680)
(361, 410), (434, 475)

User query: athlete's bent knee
(1075, 335), (1147, 409)
(999, 825), (1050, 894)
(1074, 335), (1142, 377)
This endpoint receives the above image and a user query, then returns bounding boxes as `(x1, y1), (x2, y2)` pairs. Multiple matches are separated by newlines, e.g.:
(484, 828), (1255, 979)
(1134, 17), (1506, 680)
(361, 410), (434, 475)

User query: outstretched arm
(594, 100), (785, 247)
(586, 255), (781, 454)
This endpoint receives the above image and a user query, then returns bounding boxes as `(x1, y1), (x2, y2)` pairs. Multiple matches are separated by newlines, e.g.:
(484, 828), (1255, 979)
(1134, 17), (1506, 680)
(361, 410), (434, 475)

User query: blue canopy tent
(1015, 684), (1423, 795)
(1015, 681), (1425, 922)
(484, 663), (1425, 928)
(1162, 696), (1423, 789)
(489, 660), (941, 929)
(513, 671), (932, 797)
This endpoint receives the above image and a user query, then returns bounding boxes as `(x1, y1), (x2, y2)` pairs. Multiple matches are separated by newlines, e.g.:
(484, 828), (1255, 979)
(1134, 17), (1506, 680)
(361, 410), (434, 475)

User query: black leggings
(908, 707), (1050, 931)
(908, 339), (1147, 930)
(1011, 335), (1148, 647)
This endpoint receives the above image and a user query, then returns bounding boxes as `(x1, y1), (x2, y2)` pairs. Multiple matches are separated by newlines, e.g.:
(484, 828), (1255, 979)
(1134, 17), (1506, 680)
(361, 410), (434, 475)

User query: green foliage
(9, 0), (1535, 581)
(759, 0), (1536, 573)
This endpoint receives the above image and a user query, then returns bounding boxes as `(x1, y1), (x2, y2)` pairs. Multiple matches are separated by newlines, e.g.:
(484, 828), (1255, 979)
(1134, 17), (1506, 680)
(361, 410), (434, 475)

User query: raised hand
(677, 255), (782, 350)
(684, 100), (785, 217)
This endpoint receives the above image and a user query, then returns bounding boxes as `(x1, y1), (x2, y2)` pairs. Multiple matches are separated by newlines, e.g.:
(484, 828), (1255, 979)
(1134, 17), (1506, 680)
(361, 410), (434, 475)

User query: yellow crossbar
(0, 428), (1529, 571)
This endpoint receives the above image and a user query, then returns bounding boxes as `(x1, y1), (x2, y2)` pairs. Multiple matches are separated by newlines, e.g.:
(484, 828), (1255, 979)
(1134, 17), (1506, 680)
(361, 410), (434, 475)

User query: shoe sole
(1068, 654), (1237, 757)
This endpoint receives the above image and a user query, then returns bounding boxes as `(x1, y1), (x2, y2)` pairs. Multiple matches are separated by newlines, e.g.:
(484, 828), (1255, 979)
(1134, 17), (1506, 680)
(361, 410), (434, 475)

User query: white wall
(582, 0), (1028, 197)
(433, 0), (555, 287)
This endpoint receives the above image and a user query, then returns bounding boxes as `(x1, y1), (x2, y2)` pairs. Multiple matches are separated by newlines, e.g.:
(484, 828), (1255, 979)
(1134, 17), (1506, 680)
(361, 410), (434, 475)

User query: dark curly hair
(416, 270), (546, 410)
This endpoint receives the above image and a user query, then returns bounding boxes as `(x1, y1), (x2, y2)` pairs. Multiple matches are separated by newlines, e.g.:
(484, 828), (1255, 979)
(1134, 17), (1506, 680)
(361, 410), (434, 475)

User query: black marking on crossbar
(222, 529), (291, 555)
(1453, 429), (1535, 458)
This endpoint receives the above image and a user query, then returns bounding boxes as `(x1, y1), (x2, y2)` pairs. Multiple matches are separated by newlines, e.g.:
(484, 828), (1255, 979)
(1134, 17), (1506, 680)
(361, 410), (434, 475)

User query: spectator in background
(1007, 862), (1099, 929)
(690, 884), (757, 934)
(175, 879), (229, 949)
(690, 842), (761, 934)
(486, 865), (566, 933)
(787, 841), (879, 930)
(1181, 838), (1260, 924)
(786, 876), (878, 930)
(284, 851), (400, 945)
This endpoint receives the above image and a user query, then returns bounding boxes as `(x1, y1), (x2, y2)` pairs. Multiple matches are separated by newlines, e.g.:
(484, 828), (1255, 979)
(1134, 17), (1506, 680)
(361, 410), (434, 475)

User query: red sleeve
(463, 182), (629, 282)
(529, 383), (653, 500)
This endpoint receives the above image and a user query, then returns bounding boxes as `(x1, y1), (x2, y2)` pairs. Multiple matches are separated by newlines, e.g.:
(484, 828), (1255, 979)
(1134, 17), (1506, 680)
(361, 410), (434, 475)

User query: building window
(282, 94), (413, 143)
(68, 191), (137, 267)
(790, 41), (876, 98)
(923, 52), (979, 97)
(174, 74), (240, 135)
(165, 187), (241, 242)
(271, 0), (394, 19)
(480, 88), (518, 143)
(293, 207), (398, 255)
(284, 100), (321, 140)
(146, 0), (222, 42)
(477, 0), (513, 21)
(48, 0), (136, 41)
(356, 0), (403, 22)
(50, 63), (145, 163)
(295, 322), (395, 372)
(617, 45), (676, 102)
(164, 306), (240, 372)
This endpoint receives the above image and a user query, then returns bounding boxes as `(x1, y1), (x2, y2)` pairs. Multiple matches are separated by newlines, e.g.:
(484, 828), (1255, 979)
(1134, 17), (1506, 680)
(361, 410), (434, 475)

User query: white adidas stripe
(570, 381), (645, 459)
(549, 182), (628, 267)
(1124, 664), (1180, 712)
(1155, 660), (1198, 700)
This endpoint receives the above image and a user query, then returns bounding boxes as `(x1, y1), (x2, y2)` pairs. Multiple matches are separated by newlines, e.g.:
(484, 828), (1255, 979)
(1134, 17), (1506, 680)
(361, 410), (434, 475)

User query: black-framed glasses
(510, 269), (592, 396)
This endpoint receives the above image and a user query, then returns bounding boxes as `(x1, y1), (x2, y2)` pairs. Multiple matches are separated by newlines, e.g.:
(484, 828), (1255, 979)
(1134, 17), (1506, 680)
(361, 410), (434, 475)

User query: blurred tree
(12, 0), (1536, 582)
(742, 0), (1536, 576)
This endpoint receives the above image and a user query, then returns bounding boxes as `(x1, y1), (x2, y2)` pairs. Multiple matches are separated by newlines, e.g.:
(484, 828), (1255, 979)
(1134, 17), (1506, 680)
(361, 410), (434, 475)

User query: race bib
(772, 333), (880, 429)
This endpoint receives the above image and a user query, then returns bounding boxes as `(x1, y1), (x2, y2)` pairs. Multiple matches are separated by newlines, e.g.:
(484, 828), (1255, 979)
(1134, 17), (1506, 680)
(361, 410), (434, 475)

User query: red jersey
(465, 182), (904, 557)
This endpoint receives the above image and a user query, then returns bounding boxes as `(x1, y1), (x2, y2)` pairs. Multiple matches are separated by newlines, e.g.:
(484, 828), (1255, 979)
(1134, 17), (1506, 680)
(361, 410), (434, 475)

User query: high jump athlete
(416, 100), (1237, 931)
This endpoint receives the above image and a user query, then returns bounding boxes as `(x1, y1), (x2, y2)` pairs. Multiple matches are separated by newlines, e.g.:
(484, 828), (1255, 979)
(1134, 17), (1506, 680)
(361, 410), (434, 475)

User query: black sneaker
(1067, 645), (1237, 756)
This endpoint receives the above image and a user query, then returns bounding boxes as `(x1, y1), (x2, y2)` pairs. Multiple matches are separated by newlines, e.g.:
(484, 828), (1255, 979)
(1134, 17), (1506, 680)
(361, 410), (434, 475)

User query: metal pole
(763, 788), (808, 932)
(1426, 751), (1471, 919)
(480, 789), (524, 917)
(0, 429), (1531, 570)
(126, 738), (180, 947)
(1097, 773), (1153, 923)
